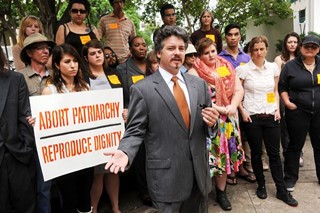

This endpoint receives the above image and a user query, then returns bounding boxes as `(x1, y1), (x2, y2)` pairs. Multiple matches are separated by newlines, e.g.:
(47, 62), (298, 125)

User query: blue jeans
(35, 152), (51, 213)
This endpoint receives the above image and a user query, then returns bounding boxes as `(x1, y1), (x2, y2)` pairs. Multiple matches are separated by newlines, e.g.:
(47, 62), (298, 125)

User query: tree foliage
(137, 0), (210, 33)
(214, 0), (293, 34)
(1, 0), (293, 46)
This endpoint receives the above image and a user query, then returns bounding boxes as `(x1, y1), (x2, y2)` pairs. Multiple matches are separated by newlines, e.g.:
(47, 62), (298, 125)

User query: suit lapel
(0, 73), (10, 118)
(153, 72), (189, 133)
(183, 73), (198, 136)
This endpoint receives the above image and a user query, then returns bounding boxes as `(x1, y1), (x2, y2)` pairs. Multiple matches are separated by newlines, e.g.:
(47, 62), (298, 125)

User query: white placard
(30, 88), (124, 181)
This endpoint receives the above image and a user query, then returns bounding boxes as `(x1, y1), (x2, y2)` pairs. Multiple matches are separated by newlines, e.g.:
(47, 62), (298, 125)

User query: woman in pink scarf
(188, 38), (244, 211)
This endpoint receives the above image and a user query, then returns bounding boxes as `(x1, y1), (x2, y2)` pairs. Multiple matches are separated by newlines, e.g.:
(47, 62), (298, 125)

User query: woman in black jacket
(278, 35), (320, 192)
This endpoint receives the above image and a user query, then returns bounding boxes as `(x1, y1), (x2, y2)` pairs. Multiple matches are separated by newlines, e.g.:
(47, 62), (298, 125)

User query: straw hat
(185, 43), (197, 55)
(20, 33), (56, 64)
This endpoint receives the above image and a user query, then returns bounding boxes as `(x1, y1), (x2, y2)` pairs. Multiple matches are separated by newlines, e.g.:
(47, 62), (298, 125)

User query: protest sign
(30, 88), (124, 181)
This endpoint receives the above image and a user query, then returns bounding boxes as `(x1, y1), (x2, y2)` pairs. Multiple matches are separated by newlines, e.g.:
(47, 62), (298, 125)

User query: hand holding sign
(104, 150), (128, 174)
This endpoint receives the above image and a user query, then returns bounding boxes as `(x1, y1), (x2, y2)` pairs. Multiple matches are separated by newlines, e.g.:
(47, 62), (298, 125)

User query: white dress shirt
(158, 66), (191, 111)
(236, 60), (279, 115)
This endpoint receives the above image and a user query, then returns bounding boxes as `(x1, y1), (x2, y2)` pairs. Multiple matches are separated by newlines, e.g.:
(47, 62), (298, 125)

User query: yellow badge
(132, 75), (144, 84)
(206, 34), (216, 42)
(216, 66), (231, 77)
(240, 62), (246, 66)
(107, 75), (121, 85)
(109, 23), (119, 29)
(267, 92), (275, 103)
(317, 74), (320, 84)
(79, 35), (91, 45)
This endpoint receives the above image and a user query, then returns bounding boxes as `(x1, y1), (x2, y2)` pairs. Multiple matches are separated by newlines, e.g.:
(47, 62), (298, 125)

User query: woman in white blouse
(236, 36), (298, 206)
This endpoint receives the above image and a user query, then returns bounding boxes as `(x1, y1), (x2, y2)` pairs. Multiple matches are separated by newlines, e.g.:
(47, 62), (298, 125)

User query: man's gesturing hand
(104, 150), (129, 174)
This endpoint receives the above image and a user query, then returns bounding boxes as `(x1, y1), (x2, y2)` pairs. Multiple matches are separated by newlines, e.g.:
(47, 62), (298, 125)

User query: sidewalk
(100, 137), (320, 213)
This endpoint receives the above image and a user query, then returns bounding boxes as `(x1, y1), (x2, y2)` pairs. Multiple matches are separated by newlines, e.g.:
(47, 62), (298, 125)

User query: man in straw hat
(19, 32), (55, 213)
(19, 33), (55, 96)
(181, 43), (197, 73)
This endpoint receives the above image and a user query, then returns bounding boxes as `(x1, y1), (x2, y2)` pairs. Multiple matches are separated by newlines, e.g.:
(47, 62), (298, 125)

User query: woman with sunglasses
(55, 0), (100, 56)
(82, 39), (122, 213)
(279, 35), (320, 192)
(12, 15), (44, 71)
(104, 46), (119, 72)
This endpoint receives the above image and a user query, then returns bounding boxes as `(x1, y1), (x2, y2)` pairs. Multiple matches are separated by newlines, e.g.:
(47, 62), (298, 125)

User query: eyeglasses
(71, 9), (87, 14)
(186, 53), (197, 57)
(105, 53), (116, 58)
(303, 44), (319, 50)
(164, 13), (176, 17)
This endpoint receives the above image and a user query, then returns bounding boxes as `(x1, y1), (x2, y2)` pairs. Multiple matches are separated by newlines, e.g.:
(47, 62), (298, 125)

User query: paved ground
(98, 137), (320, 213)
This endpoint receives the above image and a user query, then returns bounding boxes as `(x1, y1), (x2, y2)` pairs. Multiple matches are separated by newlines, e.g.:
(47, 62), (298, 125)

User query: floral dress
(193, 57), (245, 177)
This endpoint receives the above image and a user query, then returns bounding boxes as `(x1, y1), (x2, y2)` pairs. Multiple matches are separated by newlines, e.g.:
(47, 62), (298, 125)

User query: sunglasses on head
(71, 9), (87, 14)
(105, 53), (116, 58)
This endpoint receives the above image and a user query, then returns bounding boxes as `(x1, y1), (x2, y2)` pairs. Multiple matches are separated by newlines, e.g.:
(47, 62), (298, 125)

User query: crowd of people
(1, 0), (320, 212)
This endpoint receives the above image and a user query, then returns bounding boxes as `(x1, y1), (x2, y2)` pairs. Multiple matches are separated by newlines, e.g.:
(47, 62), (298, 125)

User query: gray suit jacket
(0, 70), (35, 165)
(119, 71), (212, 202)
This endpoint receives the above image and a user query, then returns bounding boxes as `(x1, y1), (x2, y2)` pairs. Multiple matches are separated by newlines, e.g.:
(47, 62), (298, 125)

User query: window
(299, 9), (306, 23)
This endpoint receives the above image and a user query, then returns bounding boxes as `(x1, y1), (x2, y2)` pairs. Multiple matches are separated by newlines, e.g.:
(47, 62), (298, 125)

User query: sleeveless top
(89, 75), (112, 90)
(64, 24), (97, 56)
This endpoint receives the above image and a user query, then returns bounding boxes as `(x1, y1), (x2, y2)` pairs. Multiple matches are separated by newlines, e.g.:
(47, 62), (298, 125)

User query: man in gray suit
(105, 26), (219, 213)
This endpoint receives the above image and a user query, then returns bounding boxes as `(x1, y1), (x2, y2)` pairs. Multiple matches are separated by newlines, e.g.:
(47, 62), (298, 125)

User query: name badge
(240, 62), (246, 66)
(206, 34), (215, 42)
(317, 74), (320, 84)
(109, 23), (119, 29)
(79, 35), (91, 45)
(216, 66), (231, 77)
(132, 75), (144, 84)
(107, 75), (121, 84)
(267, 92), (275, 103)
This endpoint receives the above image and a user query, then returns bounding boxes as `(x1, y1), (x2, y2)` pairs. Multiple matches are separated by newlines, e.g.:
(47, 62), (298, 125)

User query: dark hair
(0, 48), (9, 76)
(154, 26), (188, 52)
(82, 39), (108, 79)
(281, 32), (301, 62)
(103, 46), (119, 67)
(224, 23), (241, 35)
(68, 0), (91, 13)
(160, 3), (175, 17)
(200, 9), (214, 28)
(129, 36), (144, 47)
(243, 41), (250, 54)
(109, 0), (125, 5)
(195, 38), (215, 56)
(51, 43), (89, 93)
(146, 50), (158, 76)
(248, 36), (269, 54)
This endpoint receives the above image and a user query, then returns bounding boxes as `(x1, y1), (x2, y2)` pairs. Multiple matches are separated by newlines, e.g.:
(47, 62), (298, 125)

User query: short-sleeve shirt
(19, 66), (51, 96)
(219, 49), (251, 68)
(236, 60), (279, 115)
(190, 28), (223, 54)
(98, 13), (136, 64)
